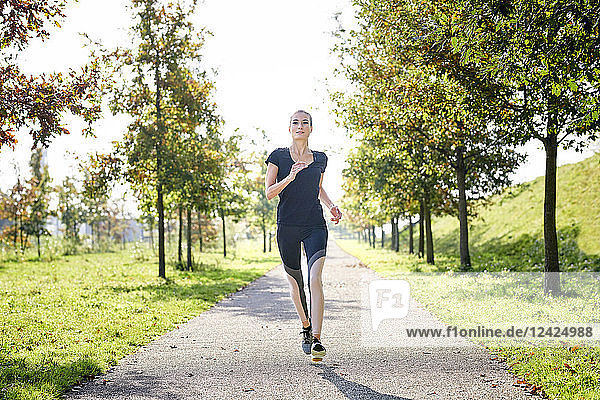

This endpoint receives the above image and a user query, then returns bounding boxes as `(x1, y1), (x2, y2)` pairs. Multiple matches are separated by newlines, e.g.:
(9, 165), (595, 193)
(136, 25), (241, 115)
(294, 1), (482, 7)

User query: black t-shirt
(265, 147), (328, 227)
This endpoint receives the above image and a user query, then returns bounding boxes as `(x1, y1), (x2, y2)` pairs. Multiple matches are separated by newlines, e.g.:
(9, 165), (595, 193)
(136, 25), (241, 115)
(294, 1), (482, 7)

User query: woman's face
(289, 112), (312, 140)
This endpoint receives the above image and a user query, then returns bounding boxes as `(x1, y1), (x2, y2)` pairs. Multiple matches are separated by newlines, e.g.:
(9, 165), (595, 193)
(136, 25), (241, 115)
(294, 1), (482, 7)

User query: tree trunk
(269, 231), (272, 252)
(367, 227), (371, 247)
(37, 234), (41, 258)
(394, 216), (400, 252)
(197, 210), (203, 253)
(12, 210), (17, 255)
(542, 126), (560, 295)
(149, 218), (154, 251)
(157, 182), (166, 278)
(187, 207), (192, 271)
(418, 200), (425, 258)
(178, 205), (183, 265)
(372, 226), (376, 248)
(456, 146), (472, 270)
(381, 225), (384, 248)
(166, 214), (171, 246)
(107, 218), (112, 244)
(155, 47), (165, 279)
(262, 215), (266, 253)
(390, 218), (395, 251)
(408, 215), (414, 254)
(424, 193), (434, 265)
(221, 208), (226, 257)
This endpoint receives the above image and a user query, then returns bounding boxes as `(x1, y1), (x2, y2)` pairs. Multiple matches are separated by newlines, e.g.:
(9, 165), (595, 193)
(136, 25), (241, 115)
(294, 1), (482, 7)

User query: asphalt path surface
(63, 239), (545, 400)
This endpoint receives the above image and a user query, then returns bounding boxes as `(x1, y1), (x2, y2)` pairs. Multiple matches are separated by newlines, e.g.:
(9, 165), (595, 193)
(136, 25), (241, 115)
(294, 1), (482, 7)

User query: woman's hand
(287, 161), (307, 181)
(329, 205), (342, 224)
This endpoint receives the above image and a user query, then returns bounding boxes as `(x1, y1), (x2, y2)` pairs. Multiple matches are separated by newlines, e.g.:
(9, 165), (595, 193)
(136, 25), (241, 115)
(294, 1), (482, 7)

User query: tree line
(0, 0), (277, 276)
(331, 0), (600, 295)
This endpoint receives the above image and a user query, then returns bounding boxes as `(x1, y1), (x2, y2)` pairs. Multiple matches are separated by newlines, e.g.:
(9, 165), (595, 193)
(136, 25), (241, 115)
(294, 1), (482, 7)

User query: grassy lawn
(336, 238), (600, 400)
(0, 239), (280, 400)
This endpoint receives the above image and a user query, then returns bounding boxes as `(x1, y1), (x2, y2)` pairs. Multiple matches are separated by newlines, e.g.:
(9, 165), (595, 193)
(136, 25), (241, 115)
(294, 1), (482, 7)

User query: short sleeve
(265, 149), (279, 167)
(320, 152), (328, 173)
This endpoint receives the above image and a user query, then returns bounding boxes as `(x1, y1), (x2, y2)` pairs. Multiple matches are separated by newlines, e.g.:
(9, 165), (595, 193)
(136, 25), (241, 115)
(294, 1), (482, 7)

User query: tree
(331, 0), (526, 268)
(80, 153), (121, 250)
(57, 176), (84, 248)
(0, 0), (105, 150)
(247, 129), (276, 253)
(452, 0), (600, 292)
(110, 0), (218, 277)
(213, 134), (248, 257)
(21, 149), (53, 257)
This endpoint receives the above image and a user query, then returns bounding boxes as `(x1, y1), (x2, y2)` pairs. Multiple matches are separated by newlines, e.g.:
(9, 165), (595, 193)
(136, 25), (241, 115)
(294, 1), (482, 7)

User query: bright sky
(1, 0), (598, 217)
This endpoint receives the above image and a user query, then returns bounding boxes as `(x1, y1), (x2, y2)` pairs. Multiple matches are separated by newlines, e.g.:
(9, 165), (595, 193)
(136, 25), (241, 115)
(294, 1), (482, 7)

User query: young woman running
(265, 110), (342, 362)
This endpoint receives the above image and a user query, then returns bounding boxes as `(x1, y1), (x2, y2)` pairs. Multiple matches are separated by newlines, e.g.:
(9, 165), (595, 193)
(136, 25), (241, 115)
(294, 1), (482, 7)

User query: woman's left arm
(318, 173), (342, 224)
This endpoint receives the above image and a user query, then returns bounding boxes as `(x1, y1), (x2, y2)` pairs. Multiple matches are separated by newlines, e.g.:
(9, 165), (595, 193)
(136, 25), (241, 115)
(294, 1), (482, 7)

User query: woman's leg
(277, 225), (310, 326)
(302, 226), (328, 340)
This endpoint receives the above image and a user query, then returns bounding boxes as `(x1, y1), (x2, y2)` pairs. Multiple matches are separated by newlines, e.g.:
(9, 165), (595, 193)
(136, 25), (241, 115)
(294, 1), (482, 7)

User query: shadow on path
(313, 363), (413, 400)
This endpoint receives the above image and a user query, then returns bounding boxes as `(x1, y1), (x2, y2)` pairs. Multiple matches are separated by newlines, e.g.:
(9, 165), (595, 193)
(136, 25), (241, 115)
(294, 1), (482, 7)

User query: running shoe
(301, 324), (313, 355)
(311, 337), (326, 362)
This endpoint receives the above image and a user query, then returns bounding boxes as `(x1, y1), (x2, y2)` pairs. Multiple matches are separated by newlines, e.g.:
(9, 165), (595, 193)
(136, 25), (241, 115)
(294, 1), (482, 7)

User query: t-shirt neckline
(287, 147), (315, 167)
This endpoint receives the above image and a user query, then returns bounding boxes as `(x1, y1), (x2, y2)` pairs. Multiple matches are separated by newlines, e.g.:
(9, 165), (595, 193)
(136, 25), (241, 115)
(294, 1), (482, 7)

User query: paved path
(64, 239), (544, 400)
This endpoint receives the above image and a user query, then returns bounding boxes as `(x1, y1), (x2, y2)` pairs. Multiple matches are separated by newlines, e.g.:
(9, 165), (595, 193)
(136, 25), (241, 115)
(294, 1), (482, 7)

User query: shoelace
(301, 328), (312, 341)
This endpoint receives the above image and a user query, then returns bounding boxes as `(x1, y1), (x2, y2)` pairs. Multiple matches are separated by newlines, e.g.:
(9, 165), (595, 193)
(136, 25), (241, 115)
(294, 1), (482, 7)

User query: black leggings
(277, 224), (328, 335)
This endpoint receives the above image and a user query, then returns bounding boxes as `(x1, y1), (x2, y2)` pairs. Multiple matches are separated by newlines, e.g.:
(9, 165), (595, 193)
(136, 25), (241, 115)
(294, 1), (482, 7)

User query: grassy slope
(429, 152), (600, 270)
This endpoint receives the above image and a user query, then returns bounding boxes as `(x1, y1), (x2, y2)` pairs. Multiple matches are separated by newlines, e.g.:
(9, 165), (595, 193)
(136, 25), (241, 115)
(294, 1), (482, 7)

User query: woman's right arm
(265, 162), (306, 200)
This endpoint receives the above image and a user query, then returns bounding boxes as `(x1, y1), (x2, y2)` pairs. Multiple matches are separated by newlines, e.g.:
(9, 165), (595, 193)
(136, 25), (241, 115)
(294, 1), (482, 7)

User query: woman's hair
(289, 110), (312, 127)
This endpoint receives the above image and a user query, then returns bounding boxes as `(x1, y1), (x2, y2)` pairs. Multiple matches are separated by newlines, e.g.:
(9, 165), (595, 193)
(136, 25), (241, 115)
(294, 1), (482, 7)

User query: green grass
(428, 152), (600, 271)
(336, 237), (600, 399)
(0, 239), (280, 400)
(335, 154), (600, 398)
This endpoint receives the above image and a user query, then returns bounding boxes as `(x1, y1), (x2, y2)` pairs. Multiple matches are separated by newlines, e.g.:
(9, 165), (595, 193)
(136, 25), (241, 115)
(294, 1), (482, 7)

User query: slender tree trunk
(155, 48), (165, 279)
(408, 215), (414, 254)
(178, 205), (183, 265)
(268, 231), (272, 252)
(262, 215), (266, 253)
(220, 208), (226, 257)
(542, 123), (560, 295)
(149, 218), (154, 251)
(37, 235), (41, 258)
(424, 193), (434, 265)
(456, 146), (472, 270)
(166, 214), (171, 246)
(372, 226), (376, 248)
(12, 210), (17, 255)
(108, 218), (112, 244)
(418, 200), (425, 258)
(157, 183), (166, 278)
(394, 216), (400, 252)
(390, 218), (395, 251)
(19, 212), (23, 252)
(381, 225), (384, 248)
(197, 210), (203, 253)
(367, 227), (371, 247)
(186, 207), (192, 271)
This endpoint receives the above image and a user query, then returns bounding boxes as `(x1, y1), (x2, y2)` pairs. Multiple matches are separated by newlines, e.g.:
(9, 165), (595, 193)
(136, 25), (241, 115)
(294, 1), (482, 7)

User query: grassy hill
(426, 152), (600, 271)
